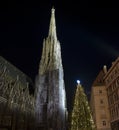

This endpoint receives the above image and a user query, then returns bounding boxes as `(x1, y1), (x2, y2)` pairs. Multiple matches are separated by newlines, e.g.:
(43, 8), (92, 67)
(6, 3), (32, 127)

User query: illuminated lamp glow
(77, 80), (80, 84)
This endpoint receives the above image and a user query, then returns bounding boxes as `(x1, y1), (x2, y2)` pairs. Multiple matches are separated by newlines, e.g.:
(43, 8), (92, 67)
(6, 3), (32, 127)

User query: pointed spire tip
(48, 6), (57, 39)
(51, 7), (55, 14)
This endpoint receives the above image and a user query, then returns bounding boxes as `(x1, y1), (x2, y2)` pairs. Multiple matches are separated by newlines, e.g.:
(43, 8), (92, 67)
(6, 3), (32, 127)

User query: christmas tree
(70, 80), (96, 130)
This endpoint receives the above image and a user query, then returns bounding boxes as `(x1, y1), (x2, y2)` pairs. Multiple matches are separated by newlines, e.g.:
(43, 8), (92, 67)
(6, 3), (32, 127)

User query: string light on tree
(70, 81), (96, 130)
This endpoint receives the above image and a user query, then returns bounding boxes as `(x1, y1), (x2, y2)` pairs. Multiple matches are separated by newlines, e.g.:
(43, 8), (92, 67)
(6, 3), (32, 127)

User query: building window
(115, 106), (118, 117)
(109, 96), (114, 105)
(99, 90), (102, 94)
(100, 99), (104, 104)
(117, 79), (119, 85)
(102, 121), (106, 126)
(113, 93), (118, 102)
(111, 109), (114, 120)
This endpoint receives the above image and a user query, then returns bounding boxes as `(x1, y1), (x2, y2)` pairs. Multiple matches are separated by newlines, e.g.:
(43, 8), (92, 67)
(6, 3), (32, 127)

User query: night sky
(0, 1), (119, 110)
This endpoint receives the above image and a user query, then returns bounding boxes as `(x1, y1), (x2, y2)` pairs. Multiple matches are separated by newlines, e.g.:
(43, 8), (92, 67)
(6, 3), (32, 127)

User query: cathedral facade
(0, 8), (67, 130)
(0, 56), (35, 130)
(35, 8), (67, 130)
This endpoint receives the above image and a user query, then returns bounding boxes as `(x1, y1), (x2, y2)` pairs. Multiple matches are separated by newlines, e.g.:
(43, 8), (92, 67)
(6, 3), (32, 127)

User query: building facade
(90, 66), (111, 130)
(104, 57), (119, 130)
(35, 8), (67, 130)
(0, 56), (35, 130)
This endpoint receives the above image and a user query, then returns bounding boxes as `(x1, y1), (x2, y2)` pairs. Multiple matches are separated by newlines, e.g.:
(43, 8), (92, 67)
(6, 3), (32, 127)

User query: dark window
(102, 121), (106, 126)
(100, 99), (103, 104)
(99, 90), (102, 94)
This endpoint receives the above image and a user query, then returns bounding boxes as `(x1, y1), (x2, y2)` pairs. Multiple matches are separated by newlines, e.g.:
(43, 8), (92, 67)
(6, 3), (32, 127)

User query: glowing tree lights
(70, 81), (96, 130)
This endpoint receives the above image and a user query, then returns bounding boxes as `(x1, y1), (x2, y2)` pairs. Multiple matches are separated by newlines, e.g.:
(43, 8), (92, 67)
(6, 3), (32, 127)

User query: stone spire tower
(35, 8), (67, 130)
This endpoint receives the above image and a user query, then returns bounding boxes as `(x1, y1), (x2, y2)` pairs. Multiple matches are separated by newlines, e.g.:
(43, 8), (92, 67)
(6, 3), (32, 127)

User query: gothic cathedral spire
(48, 7), (57, 40)
(35, 8), (67, 130)
(39, 8), (62, 75)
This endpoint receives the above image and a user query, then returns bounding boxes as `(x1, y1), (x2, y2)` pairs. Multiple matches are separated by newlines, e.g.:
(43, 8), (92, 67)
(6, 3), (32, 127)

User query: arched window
(100, 99), (104, 104)
(102, 121), (106, 126)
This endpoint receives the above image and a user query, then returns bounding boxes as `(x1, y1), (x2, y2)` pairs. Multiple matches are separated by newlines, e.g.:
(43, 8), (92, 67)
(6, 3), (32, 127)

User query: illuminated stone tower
(35, 8), (67, 130)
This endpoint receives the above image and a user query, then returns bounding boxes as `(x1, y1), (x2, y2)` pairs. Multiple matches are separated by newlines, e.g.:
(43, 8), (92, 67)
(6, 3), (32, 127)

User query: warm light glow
(77, 80), (80, 84)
